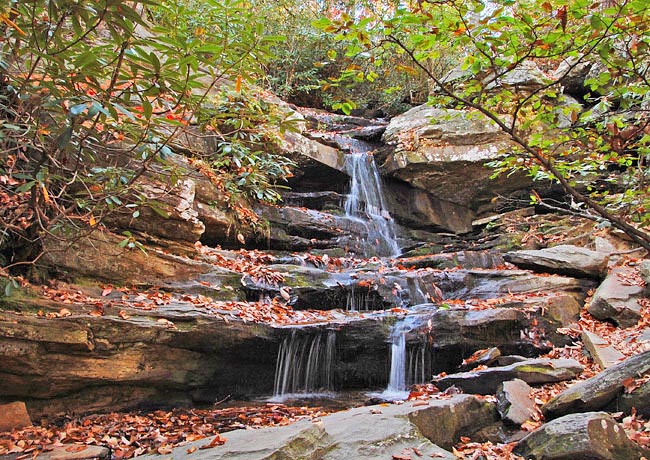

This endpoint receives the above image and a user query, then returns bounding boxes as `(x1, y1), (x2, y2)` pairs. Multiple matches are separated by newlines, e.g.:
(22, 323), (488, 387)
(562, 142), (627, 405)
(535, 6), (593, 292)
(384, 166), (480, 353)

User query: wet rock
(496, 379), (536, 426)
(433, 268), (592, 301)
(542, 350), (650, 420)
(588, 266), (646, 327)
(581, 331), (625, 369)
(513, 412), (650, 460)
(0, 401), (32, 432)
(434, 359), (583, 395)
(384, 180), (475, 234)
(504, 245), (609, 279)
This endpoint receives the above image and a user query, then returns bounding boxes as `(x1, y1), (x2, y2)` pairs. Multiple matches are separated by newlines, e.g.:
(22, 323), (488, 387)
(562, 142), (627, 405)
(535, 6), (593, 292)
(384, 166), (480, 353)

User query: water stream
(341, 137), (400, 258)
(272, 330), (337, 400)
(373, 314), (432, 400)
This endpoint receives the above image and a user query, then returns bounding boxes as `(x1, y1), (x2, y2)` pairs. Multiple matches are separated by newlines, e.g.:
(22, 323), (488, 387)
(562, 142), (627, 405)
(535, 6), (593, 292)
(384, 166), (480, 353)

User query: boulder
(504, 245), (609, 279)
(380, 105), (532, 213)
(542, 350), (650, 420)
(588, 266), (646, 327)
(407, 395), (498, 450)
(581, 330), (625, 369)
(513, 412), (650, 460)
(434, 359), (583, 395)
(0, 401), (32, 432)
(496, 379), (536, 426)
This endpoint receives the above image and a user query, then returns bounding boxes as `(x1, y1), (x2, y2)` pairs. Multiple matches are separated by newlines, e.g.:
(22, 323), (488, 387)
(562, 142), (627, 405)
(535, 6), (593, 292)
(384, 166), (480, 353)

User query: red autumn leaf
(557, 5), (567, 32)
(101, 286), (112, 297)
(200, 434), (226, 449)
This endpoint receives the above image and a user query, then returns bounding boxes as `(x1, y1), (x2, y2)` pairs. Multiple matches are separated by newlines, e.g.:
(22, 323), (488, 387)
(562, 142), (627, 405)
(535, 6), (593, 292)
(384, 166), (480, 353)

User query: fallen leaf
(199, 434), (226, 449)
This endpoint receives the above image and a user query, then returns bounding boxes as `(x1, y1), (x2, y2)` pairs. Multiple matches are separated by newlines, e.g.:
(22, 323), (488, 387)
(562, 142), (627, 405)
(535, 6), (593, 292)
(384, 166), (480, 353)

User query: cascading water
(373, 315), (431, 400)
(272, 330), (336, 400)
(341, 137), (400, 258)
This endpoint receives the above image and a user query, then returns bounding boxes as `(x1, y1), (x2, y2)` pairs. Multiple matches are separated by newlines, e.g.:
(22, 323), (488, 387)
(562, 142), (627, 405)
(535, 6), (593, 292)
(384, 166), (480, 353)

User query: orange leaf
(235, 75), (242, 93)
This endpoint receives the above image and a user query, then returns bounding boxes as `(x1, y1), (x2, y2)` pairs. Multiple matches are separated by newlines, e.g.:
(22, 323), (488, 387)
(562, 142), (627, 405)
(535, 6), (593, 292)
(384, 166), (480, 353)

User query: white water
(372, 315), (431, 401)
(272, 330), (336, 399)
(342, 140), (400, 257)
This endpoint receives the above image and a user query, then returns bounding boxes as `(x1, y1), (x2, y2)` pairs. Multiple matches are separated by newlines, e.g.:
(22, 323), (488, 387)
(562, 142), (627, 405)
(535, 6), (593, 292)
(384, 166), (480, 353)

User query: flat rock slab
(140, 395), (500, 460)
(496, 379), (536, 426)
(39, 446), (109, 460)
(587, 266), (646, 328)
(513, 412), (650, 460)
(543, 350), (650, 420)
(0, 401), (32, 432)
(434, 359), (583, 395)
(504, 245), (608, 279)
(581, 330), (625, 369)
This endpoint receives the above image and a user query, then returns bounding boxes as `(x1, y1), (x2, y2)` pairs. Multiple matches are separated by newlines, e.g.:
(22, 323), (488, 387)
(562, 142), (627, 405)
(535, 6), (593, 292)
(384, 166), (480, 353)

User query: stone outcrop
(513, 412), (650, 460)
(41, 229), (211, 284)
(542, 350), (650, 420)
(380, 105), (532, 222)
(587, 266), (646, 327)
(504, 245), (609, 279)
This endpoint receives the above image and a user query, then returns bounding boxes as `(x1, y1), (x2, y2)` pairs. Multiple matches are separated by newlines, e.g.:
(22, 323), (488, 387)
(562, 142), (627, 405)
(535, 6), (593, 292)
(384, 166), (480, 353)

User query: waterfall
(342, 140), (400, 257)
(387, 327), (407, 393)
(272, 330), (336, 399)
(373, 315), (431, 400)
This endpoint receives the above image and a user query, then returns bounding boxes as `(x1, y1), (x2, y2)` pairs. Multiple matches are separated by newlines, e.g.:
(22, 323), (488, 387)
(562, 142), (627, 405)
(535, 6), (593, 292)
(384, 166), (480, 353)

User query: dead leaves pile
(0, 404), (327, 459)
